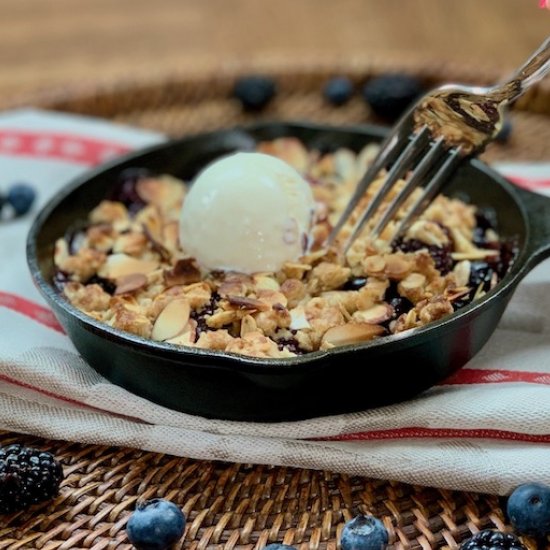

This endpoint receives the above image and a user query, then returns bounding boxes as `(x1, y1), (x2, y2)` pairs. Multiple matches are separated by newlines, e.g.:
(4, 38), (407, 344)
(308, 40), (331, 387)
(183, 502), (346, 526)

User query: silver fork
(328, 35), (550, 252)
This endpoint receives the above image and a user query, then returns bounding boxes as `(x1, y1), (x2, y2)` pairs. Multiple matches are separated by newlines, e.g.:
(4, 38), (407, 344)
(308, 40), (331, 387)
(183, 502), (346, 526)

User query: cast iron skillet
(27, 122), (550, 422)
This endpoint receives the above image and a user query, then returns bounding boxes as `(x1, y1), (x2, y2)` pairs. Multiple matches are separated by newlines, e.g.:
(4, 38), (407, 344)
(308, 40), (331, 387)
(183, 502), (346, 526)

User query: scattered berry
(233, 76), (276, 111)
(7, 183), (36, 216)
(362, 73), (424, 122)
(506, 482), (550, 538)
(495, 118), (512, 144)
(126, 498), (185, 550)
(475, 207), (498, 231)
(324, 77), (354, 106)
(468, 261), (493, 289)
(263, 545), (297, 550)
(343, 276), (368, 291)
(0, 444), (63, 514)
(459, 529), (526, 550)
(108, 168), (151, 214)
(341, 514), (388, 550)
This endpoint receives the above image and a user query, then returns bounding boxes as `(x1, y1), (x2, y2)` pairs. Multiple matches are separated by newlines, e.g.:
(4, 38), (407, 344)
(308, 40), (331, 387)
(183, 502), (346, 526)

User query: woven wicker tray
(2, 60), (549, 550)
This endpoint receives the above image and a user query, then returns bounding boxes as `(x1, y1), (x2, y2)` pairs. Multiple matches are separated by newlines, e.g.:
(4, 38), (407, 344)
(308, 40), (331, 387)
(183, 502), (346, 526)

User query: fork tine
(341, 126), (431, 252)
(370, 137), (446, 240)
(392, 146), (463, 240)
(327, 117), (413, 246)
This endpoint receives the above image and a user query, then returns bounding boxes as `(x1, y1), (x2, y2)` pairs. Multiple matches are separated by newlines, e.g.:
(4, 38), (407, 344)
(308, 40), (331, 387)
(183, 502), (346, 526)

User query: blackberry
(233, 76), (276, 111)
(85, 274), (117, 295)
(475, 207), (498, 231)
(190, 292), (220, 336)
(108, 168), (152, 214)
(53, 271), (71, 292)
(362, 73), (424, 122)
(276, 337), (305, 355)
(0, 444), (63, 514)
(459, 529), (526, 550)
(393, 238), (454, 275)
(324, 76), (354, 106)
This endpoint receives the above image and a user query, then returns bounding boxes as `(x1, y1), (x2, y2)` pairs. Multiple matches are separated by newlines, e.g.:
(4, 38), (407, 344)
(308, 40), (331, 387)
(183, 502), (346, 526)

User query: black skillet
(27, 122), (550, 422)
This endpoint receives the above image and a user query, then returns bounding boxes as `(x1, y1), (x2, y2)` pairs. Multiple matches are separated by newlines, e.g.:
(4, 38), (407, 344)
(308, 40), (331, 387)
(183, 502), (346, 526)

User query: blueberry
(126, 498), (185, 550)
(475, 207), (498, 231)
(233, 76), (276, 111)
(263, 545), (296, 550)
(362, 74), (424, 122)
(506, 482), (550, 538)
(341, 514), (388, 550)
(324, 77), (354, 106)
(343, 277), (368, 291)
(468, 262), (493, 289)
(495, 118), (512, 144)
(108, 168), (151, 214)
(7, 183), (36, 216)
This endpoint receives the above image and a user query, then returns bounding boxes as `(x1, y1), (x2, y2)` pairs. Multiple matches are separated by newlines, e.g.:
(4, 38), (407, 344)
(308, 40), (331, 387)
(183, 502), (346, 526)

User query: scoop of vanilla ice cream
(179, 152), (315, 274)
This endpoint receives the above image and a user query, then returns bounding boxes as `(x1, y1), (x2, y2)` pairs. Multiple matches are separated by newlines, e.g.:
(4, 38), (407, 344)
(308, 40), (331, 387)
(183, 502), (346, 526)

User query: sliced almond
(218, 280), (248, 297)
(240, 314), (258, 337)
(451, 250), (499, 261)
(54, 238), (69, 267)
(283, 262), (312, 279)
(151, 298), (191, 341)
(321, 323), (385, 348)
(453, 260), (471, 288)
(363, 254), (386, 275)
(114, 273), (148, 295)
(289, 306), (311, 330)
(142, 223), (171, 261)
(253, 274), (280, 291)
(257, 290), (288, 308)
(405, 220), (449, 247)
(163, 258), (201, 287)
(445, 286), (471, 302)
(226, 295), (270, 312)
(99, 253), (158, 280)
(206, 309), (239, 329)
(353, 303), (394, 325)
(399, 273), (427, 291)
(384, 255), (412, 279)
(165, 319), (197, 346)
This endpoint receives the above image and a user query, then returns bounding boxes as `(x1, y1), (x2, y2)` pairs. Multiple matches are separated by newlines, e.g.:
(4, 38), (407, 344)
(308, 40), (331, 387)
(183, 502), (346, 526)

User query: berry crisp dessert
(53, 137), (517, 359)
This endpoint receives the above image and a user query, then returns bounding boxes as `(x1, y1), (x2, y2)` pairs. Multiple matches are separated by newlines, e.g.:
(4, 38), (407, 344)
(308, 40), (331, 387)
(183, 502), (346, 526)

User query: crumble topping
(53, 137), (516, 358)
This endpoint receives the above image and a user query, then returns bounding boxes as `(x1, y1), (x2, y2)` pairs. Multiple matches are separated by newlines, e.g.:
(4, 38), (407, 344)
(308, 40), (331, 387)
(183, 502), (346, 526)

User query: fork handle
(488, 35), (550, 104)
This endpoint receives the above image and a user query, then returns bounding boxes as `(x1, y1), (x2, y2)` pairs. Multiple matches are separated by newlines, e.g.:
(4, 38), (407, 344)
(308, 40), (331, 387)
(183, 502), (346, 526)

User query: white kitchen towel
(1, 108), (550, 496)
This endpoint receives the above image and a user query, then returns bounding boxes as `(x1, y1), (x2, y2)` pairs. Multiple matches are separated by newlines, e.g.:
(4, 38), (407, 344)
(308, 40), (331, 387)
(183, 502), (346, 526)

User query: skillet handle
(513, 184), (550, 272)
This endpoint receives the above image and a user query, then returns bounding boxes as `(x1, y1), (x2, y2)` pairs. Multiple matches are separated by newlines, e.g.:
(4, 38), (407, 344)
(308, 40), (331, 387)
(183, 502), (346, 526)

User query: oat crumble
(53, 138), (516, 358)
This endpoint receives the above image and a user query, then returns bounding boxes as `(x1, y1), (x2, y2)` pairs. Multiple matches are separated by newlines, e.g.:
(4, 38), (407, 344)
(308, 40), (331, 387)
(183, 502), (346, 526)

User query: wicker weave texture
(0, 432), (516, 550)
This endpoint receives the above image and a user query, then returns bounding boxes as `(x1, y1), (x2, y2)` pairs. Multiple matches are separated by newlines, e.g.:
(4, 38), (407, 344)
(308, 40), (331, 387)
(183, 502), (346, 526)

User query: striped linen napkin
(1, 108), (549, 496)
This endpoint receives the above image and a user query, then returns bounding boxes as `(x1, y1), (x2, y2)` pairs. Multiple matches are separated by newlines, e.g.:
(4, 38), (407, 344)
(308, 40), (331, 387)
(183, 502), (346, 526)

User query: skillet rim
(26, 120), (531, 372)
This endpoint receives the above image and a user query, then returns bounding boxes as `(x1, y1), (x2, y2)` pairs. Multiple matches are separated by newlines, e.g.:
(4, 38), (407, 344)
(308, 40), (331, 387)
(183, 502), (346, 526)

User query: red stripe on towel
(0, 292), (64, 333)
(318, 427), (550, 443)
(506, 175), (550, 189)
(441, 368), (550, 386)
(0, 130), (131, 166)
(0, 373), (149, 424)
